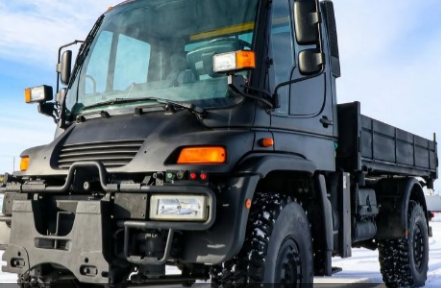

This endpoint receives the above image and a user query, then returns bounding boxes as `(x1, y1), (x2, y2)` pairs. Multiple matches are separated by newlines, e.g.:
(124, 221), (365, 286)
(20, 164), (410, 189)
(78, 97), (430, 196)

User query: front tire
(212, 193), (313, 286)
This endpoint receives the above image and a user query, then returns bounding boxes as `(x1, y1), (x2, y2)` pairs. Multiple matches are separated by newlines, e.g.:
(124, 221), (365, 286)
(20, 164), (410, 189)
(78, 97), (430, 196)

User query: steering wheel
(85, 75), (97, 94)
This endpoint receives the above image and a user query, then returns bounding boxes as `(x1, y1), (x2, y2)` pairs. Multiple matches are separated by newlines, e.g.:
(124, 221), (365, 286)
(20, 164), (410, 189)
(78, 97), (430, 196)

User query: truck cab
(1, 0), (437, 287)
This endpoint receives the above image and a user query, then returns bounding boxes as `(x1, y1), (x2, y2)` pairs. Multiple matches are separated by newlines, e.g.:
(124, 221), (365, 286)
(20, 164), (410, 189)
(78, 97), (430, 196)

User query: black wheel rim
(413, 223), (425, 271)
(275, 237), (302, 287)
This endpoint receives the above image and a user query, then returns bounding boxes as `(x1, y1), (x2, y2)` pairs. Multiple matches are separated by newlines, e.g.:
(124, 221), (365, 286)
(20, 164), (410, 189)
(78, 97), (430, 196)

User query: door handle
(320, 116), (333, 128)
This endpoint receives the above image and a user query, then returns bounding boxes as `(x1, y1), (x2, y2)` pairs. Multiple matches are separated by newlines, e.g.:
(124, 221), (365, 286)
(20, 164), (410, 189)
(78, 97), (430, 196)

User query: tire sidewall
(407, 205), (429, 286)
(263, 202), (313, 283)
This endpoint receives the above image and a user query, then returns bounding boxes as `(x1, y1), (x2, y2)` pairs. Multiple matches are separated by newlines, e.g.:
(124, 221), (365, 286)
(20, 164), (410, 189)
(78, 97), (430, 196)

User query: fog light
(150, 195), (208, 221)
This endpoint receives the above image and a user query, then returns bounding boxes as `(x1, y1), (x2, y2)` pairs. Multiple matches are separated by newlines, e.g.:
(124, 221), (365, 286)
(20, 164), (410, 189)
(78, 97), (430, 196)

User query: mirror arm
(273, 69), (325, 104)
(56, 40), (84, 92)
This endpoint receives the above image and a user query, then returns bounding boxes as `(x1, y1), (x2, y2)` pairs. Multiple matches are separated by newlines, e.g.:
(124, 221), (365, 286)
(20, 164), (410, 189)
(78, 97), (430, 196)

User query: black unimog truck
(0, 0), (438, 287)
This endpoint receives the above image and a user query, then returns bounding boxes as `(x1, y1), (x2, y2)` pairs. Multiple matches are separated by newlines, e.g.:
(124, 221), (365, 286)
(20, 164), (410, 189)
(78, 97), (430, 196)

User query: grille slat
(56, 140), (143, 170)
(61, 143), (142, 152)
(59, 149), (140, 158)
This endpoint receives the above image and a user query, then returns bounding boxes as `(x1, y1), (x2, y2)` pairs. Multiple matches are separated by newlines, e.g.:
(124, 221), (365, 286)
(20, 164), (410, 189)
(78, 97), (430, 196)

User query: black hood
(17, 109), (258, 177)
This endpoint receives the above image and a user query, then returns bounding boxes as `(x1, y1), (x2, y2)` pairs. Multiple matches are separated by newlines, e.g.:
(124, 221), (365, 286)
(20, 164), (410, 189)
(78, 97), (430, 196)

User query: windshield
(65, 0), (259, 117)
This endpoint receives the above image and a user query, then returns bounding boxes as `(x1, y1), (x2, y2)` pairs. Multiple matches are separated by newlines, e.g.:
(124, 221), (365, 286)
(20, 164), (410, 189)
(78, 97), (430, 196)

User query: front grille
(57, 140), (144, 169)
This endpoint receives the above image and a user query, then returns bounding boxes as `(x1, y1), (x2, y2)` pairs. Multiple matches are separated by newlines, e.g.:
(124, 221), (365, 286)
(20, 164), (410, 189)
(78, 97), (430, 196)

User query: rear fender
(376, 178), (428, 239)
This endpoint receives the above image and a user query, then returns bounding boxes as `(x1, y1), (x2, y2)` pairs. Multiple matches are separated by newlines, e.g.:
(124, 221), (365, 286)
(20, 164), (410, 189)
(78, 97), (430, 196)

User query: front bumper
(1, 186), (215, 284)
(3, 200), (111, 283)
(1, 162), (260, 284)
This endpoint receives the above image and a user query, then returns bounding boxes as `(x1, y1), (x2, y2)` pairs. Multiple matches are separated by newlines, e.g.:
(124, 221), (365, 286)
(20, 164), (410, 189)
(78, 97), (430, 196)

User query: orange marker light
(236, 50), (256, 70)
(20, 156), (30, 171)
(245, 199), (252, 210)
(177, 147), (226, 164)
(25, 88), (32, 103)
(261, 138), (274, 147)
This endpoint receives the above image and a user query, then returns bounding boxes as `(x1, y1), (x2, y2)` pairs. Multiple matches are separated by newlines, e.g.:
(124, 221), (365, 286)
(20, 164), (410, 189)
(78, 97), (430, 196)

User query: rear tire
(378, 201), (429, 288)
(211, 193), (313, 286)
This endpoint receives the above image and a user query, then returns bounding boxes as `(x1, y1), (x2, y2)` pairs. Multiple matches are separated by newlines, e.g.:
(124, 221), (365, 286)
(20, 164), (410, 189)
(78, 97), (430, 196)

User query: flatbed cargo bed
(337, 102), (438, 180)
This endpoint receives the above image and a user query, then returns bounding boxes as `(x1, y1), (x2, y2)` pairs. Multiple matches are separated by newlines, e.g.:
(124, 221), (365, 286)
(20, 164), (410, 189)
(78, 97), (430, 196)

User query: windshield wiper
(68, 15), (105, 88)
(82, 97), (206, 120)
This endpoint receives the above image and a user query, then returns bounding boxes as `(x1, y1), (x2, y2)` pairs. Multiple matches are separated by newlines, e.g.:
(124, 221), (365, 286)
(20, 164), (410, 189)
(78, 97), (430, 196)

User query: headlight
(150, 195), (208, 222)
(0, 193), (4, 216)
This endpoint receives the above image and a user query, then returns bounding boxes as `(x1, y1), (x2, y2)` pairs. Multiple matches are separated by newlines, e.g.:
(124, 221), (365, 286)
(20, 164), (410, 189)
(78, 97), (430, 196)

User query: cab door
(268, 0), (337, 171)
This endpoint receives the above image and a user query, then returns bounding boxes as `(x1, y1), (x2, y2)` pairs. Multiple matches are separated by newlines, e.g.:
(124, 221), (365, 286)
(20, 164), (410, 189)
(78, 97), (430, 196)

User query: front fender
(234, 153), (317, 177)
(181, 153), (317, 264)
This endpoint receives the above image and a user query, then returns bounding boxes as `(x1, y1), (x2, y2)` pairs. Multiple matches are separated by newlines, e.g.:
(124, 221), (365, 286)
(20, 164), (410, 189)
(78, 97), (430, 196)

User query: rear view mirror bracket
(228, 75), (274, 109)
(38, 102), (58, 123)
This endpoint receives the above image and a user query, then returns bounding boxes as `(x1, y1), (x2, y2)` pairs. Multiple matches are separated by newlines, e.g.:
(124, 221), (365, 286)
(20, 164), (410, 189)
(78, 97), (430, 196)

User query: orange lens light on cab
(236, 50), (256, 70)
(177, 147), (226, 164)
(20, 156), (30, 171)
(24, 88), (32, 103)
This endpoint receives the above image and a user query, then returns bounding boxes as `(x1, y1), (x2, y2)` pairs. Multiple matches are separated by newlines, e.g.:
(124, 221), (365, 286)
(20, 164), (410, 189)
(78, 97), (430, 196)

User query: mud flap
(2, 200), (111, 284)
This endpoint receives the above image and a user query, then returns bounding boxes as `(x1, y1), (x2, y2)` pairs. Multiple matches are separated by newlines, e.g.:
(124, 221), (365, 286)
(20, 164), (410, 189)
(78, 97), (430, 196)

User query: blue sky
(0, 0), (441, 189)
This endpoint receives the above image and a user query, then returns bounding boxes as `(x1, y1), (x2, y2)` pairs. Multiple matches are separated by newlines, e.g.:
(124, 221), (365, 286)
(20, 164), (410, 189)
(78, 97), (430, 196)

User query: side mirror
(298, 49), (323, 75)
(294, 0), (320, 45)
(57, 50), (72, 85)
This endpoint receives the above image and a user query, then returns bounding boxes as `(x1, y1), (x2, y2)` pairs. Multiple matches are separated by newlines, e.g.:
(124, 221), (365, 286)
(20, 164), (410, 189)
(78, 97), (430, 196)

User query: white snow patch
(2, 222), (441, 286)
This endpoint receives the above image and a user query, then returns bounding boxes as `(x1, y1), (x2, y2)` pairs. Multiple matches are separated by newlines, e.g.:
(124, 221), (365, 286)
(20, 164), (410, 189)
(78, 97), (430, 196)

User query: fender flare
(400, 178), (428, 230)
(234, 153), (317, 178)
(207, 153), (317, 263)
(376, 177), (428, 239)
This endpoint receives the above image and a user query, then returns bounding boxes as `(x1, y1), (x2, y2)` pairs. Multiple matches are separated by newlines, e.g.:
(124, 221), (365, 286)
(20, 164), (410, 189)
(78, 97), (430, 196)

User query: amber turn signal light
(177, 147), (226, 164)
(20, 156), (30, 171)
(235, 50), (256, 70)
(260, 138), (274, 147)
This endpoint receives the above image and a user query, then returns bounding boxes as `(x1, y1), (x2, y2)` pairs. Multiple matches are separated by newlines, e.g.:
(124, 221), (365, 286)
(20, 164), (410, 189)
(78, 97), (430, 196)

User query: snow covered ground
(2, 221), (441, 286)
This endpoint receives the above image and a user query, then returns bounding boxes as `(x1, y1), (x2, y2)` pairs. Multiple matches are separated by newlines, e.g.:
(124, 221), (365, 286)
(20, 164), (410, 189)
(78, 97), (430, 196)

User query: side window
(270, 0), (295, 115)
(83, 31), (113, 94)
(114, 34), (151, 90)
(271, 0), (294, 84)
